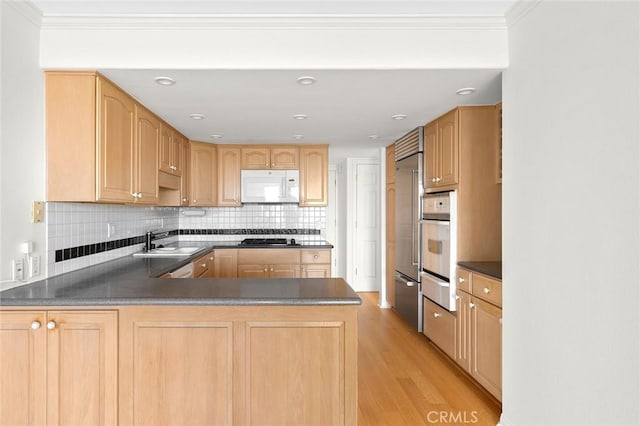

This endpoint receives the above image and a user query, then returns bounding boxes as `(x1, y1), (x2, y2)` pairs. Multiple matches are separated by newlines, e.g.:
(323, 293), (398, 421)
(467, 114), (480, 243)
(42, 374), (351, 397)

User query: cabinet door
(180, 139), (190, 206)
(134, 105), (160, 204)
(190, 142), (217, 206)
(301, 264), (331, 278)
(455, 290), (472, 372)
(193, 252), (212, 278)
(238, 264), (269, 278)
(270, 147), (299, 169)
(471, 297), (502, 401)
(0, 311), (46, 426)
(202, 252), (217, 278)
(385, 143), (395, 184)
(97, 77), (136, 202)
(214, 249), (238, 278)
(299, 145), (328, 206)
(217, 146), (242, 206)
(269, 264), (300, 278)
(437, 109), (459, 187)
(159, 124), (174, 174)
(47, 310), (118, 426)
(241, 147), (270, 169)
(172, 132), (185, 177)
(423, 121), (438, 189)
(423, 297), (456, 359)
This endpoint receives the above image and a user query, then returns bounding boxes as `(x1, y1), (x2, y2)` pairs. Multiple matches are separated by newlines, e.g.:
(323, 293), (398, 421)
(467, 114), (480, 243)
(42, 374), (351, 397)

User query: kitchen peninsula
(0, 244), (360, 426)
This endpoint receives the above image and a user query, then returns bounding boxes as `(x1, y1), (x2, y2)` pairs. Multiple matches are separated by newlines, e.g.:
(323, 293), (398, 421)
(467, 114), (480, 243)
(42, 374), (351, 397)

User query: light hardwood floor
(357, 292), (501, 426)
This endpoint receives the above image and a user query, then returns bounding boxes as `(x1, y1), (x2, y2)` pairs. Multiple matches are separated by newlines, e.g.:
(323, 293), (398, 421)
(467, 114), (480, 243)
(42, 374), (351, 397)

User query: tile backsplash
(46, 203), (326, 277)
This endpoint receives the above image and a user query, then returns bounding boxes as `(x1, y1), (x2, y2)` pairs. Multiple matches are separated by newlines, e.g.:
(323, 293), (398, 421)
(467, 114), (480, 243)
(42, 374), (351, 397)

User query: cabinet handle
(483, 287), (491, 294)
(46, 320), (56, 330)
(264, 267), (268, 272)
(301, 267), (305, 272)
(431, 177), (437, 183)
(31, 321), (41, 330)
(458, 277), (465, 283)
(182, 198), (187, 202)
(313, 255), (318, 260)
(201, 263), (207, 268)
(209, 256), (214, 261)
(265, 163), (269, 166)
(455, 295), (460, 300)
(270, 268), (274, 272)
(193, 199), (197, 203)
(469, 303), (475, 309)
(131, 192), (138, 198)
(271, 163), (275, 167)
(433, 312), (440, 318)
(137, 192), (143, 199)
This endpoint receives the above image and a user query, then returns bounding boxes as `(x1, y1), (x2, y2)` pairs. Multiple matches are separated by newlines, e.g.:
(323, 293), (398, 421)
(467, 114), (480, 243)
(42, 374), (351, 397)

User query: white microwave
(240, 170), (300, 203)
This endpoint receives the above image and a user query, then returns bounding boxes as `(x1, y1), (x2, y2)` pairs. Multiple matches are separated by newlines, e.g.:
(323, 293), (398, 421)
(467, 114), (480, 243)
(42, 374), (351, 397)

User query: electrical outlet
(12, 259), (25, 281)
(30, 256), (40, 277)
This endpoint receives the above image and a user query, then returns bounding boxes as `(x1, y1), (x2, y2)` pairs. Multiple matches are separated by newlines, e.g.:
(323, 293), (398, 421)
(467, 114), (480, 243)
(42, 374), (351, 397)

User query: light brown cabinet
(385, 143), (396, 307)
(455, 267), (502, 401)
(241, 146), (299, 169)
(217, 146), (242, 206)
(180, 139), (190, 206)
(424, 108), (459, 191)
(423, 297), (456, 360)
(213, 249), (238, 278)
(300, 249), (332, 278)
(189, 141), (217, 206)
(0, 310), (118, 426)
(299, 145), (329, 206)
(238, 248), (302, 278)
(46, 72), (158, 204)
(496, 102), (503, 183)
(159, 124), (184, 176)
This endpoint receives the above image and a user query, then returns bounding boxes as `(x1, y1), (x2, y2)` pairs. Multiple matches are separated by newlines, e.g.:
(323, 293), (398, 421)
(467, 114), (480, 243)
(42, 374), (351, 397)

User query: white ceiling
(31, 0), (509, 149)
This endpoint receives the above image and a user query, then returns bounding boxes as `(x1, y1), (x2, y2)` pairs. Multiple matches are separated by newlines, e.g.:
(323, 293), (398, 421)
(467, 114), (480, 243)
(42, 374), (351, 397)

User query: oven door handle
(421, 271), (450, 287)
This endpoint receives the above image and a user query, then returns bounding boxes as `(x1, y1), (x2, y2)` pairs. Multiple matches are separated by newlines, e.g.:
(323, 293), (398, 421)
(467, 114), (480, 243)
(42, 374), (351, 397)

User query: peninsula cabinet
(0, 310), (118, 426)
(46, 71), (158, 204)
(237, 249), (301, 278)
(189, 141), (217, 206)
(241, 145), (299, 169)
(217, 145), (242, 206)
(299, 145), (329, 206)
(213, 249), (239, 278)
(455, 267), (502, 401)
(300, 249), (332, 277)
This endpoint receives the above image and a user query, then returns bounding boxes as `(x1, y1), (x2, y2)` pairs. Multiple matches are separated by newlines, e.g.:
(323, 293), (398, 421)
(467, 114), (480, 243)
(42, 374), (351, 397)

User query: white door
(352, 163), (380, 291)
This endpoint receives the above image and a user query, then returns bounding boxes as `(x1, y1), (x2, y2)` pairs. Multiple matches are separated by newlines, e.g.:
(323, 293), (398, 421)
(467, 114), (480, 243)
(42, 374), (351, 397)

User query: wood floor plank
(358, 292), (501, 426)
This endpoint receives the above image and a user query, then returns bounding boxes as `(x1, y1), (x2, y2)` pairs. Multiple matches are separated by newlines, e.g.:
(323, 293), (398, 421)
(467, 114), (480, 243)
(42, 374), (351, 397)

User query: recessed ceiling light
(209, 134), (223, 139)
(293, 134), (305, 140)
(292, 114), (308, 120)
(189, 114), (205, 120)
(391, 114), (407, 120)
(296, 76), (316, 86)
(368, 135), (379, 140)
(456, 87), (476, 95)
(154, 76), (175, 86)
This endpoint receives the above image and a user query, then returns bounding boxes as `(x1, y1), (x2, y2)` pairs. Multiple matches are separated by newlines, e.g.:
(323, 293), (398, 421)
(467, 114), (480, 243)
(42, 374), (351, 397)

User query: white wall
(0, 2), (45, 286)
(502, 1), (639, 424)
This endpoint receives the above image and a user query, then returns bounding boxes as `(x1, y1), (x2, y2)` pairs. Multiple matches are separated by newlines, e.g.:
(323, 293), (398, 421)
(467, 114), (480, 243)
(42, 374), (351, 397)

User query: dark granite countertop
(0, 240), (359, 307)
(457, 261), (502, 280)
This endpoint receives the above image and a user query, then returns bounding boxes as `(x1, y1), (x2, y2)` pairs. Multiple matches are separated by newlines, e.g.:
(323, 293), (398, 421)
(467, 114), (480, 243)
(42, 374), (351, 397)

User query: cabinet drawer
(300, 250), (331, 264)
(238, 249), (300, 265)
(471, 273), (502, 307)
(193, 253), (211, 278)
(456, 267), (472, 294)
(423, 297), (456, 359)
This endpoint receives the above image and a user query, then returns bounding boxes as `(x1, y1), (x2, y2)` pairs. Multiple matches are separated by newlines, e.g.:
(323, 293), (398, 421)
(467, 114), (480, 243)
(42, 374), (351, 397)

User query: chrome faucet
(145, 231), (154, 252)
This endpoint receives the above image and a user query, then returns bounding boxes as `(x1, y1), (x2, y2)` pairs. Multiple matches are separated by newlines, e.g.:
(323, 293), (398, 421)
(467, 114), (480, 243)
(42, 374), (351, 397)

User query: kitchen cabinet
(193, 251), (216, 278)
(300, 249), (332, 278)
(423, 297), (456, 360)
(455, 267), (502, 401)
(46, 71), (159, 204)
(159, 124), (184, 176)
(241, 145), (299, 169)
(386, 143), (396, 307)
(299, 145), (329, 206)
(237, 249), (301, 278)
(0, 310), (118, 425)
(133, 105), (160, 204)
(213, 249), (238, 278)
(189, 141), (217, 206)
(180, 139), (190, 206)
(217, 145), (242, 206)
(496, 102), (503, 183)
(424, 108), (458, 190)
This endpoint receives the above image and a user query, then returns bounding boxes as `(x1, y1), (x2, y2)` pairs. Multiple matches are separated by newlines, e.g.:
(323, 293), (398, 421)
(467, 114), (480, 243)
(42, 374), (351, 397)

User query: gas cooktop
(239, 238), (298, 246)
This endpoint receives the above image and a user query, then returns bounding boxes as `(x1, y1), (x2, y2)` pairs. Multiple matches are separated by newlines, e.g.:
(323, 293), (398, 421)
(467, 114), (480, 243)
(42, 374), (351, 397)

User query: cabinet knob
(193, 199), (197, 203)
(433, 312), (440, 318)
(483, 287), (491, 294)
(201, 263), (207, 268)
(431, 177), (437, 183)
(271, 163), (275, 167)
(270, 268), (274, 272)
(436, 177), (442, 182)
(301, 267), (305, 272)
(131, 192), (138, 198)
(209, 256), (214, 261)
(313, 255), (318, 259)
(469, 303), (475, 309)
(46, 320), (56, 330)
(137, 192), (143, 199)
(458, 277), (465, 283)
(31, 321), (41, 330)
(266, 163), (269, 166)
(264, 268), (268, 272)
(455, 295), (460, 300)
(182, 198), (187, 202)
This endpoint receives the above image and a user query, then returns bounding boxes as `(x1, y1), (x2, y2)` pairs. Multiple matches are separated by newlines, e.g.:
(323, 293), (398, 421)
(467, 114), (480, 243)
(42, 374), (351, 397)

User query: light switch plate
(32, 201), (44, 223)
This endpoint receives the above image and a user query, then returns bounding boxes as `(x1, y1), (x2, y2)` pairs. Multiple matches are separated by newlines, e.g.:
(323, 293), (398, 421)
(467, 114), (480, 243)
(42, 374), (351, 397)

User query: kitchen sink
(133, 247), (203, 257)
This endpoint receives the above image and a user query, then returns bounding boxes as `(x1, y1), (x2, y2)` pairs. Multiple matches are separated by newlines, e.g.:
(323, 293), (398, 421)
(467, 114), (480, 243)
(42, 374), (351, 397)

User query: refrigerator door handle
(411, 169), (419, 266)
(395, 273), (416, 286)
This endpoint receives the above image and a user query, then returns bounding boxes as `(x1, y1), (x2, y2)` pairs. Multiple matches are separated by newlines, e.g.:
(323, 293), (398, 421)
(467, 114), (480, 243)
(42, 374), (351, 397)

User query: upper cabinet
(496, 102), (503, 183)
(217, 145), (242, 207)
(424, 108), (459, 191)
(241, 146), (299, 169)
(159, 124), (185, 177)
(180, 139), (190, 206)
(299, 145), (328, 207)
(46, 71), (159, 204)
(189, 142), (217, 207)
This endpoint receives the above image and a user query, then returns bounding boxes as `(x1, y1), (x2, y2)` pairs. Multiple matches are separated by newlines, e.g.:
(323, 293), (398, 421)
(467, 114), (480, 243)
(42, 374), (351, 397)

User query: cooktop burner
(240, 238), (289, 245)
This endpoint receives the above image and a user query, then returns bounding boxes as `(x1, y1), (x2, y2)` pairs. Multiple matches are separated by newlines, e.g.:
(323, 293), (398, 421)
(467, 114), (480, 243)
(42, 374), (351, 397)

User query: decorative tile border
(179, 228), (321, 235)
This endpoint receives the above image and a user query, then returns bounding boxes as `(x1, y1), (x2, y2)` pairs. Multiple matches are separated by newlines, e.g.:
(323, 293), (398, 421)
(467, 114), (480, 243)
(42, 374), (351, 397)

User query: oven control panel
(423, 193), (451, 215)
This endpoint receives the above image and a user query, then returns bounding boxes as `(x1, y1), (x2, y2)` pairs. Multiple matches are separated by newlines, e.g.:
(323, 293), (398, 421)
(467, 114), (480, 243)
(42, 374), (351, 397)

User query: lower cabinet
(193, 250), (215, 278)
(214, 249), (238, 278)
(300, 249), (332, 278)
(422, 297), (456, 359)
(238, 264), (300, 278)
(0, 310), (118, 426)
(237, 248), (302, 278)
(118, 305), (358, 425)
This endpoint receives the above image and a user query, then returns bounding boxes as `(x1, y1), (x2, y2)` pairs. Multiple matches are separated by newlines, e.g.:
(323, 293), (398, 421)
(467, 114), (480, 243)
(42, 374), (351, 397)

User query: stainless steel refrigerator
(393, 128), (423, 331)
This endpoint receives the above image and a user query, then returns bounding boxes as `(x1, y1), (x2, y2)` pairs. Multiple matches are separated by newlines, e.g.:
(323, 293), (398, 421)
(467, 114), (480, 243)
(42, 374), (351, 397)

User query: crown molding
(40, 14), (506, 31)
(4, 0), (43, 27)
(505, 0), (541, 27)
